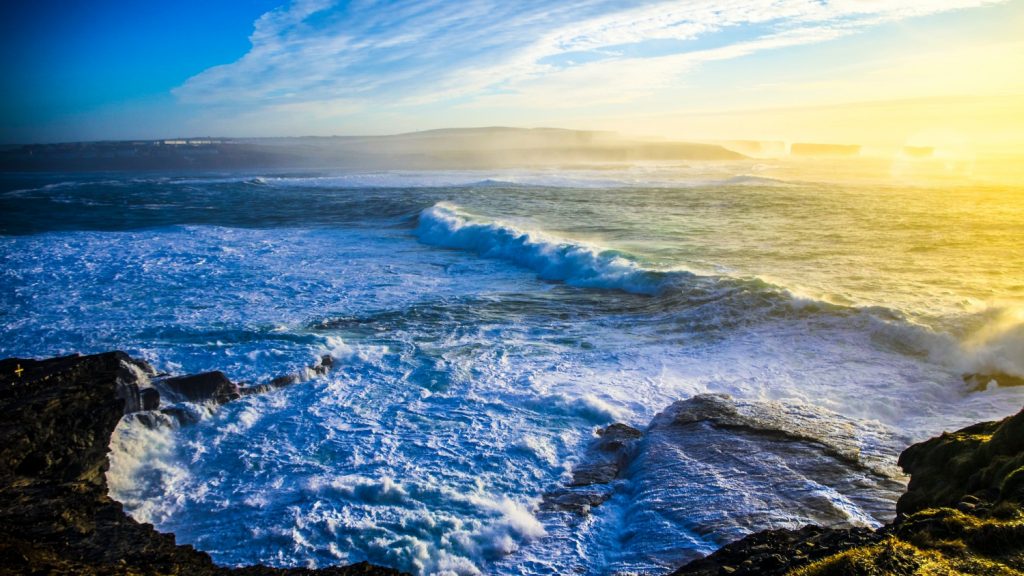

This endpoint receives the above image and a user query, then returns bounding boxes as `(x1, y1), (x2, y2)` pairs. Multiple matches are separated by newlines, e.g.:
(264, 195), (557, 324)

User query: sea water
(1, 163), (1022, 574)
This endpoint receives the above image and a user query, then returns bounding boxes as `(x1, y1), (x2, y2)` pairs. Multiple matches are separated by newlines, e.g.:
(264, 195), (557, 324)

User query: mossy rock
(1002, 467), (1024, 503)
(897, 407), (1024, 515)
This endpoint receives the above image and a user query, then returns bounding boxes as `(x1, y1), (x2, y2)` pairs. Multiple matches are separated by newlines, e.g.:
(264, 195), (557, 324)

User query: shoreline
(1, 351), (1021, 575)
(0, 352), (405, 575)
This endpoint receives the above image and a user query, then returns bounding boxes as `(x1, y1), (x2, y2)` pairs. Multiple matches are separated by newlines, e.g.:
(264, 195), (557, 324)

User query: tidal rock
(140, 387), (161, 410)
(261, 354), (339, 392)
(542, 423), (641, 516)
(555, 393), (905, 572)
(125, 410), (171, 430)
(161, 405), (203, 426)
(541, 489), (612, 515)
(569, 422), (642, 487)
(240, 383), (276, 396)
(0, 351), (405, 576)
(672, 405), (1024, 576)
(159, 370), (240, 404)
(621, 394), (904, 570)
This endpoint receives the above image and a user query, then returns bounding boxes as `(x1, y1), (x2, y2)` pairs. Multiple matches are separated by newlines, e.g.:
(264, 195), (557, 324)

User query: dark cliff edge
(670, 405), (1024, 576)
(0, 352), (406, 576)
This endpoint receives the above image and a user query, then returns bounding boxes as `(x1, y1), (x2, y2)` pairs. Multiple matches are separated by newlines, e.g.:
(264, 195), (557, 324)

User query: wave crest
(416, 202), (675, 295)
(415, 203), (1024, 382)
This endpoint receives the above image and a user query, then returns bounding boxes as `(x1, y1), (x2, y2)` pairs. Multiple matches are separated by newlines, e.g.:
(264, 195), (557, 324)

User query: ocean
(1, 163), (1022, 575)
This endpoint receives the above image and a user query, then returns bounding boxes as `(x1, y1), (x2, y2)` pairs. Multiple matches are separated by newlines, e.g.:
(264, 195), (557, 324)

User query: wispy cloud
(173, 0), (1007, 126)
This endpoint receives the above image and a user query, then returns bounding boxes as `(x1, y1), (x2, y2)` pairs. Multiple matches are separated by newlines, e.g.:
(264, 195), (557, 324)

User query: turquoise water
(1, 166), (1022, 574)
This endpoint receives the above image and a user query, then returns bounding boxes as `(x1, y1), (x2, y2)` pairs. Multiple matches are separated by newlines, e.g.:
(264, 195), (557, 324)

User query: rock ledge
(0, 352), (405, 576)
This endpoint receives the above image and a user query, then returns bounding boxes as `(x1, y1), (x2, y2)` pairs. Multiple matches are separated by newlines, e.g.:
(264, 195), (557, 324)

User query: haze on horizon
(2, 0), (1023, 160)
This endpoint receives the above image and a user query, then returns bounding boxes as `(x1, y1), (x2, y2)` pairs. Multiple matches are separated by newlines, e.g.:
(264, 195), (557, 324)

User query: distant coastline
(0, 128), (747, 172)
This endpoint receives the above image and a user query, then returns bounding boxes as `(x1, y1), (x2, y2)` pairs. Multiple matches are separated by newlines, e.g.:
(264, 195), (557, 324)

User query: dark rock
(115, 354), (157, 413)
(140, 387), (160, 410)
(620, 394), (904, 567)
(568, 423), (642, 487)
(960, 494), (980, 505)
(313, 354), (335, 375)
(240, 383), (276, 396)
(161, 405), (202, 426)
(127, 411), (168, 430)
(541, 489), (612, 515)
(271, 374), (300, 388)
(160, 371), (240, 404)
(0, 352), (406, 576)
(897, 405), (1024, 514)
(670, 525), (883, 576)
(266, 354), (339, 391)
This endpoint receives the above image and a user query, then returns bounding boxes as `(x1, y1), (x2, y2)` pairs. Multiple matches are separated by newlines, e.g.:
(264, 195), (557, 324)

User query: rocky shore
(0, 351), (405, 575)
(1, 350), (1021, 575)
(668, 403), (1024, 575)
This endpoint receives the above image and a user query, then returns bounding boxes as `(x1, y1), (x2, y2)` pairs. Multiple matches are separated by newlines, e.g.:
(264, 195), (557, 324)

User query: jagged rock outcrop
(669, 525), (883, 576)
(546, 394), (904, 571)
(159, 371), (241, 404)
(0, 352), (405, 576)
(670, 405), (1024, 576)
(542, 422), (642, 515)
(897, 405), (1024, 515)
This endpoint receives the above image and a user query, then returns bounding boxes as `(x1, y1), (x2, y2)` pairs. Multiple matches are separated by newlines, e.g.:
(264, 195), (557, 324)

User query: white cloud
(172, 0), (1008, 125)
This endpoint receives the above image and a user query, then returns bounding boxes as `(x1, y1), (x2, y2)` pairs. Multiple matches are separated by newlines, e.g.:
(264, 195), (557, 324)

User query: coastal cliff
(0, 352), (404, 576)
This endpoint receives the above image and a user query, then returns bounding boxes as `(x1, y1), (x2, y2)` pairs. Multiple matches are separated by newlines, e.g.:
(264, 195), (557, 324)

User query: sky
(1, 0), (1023, 150)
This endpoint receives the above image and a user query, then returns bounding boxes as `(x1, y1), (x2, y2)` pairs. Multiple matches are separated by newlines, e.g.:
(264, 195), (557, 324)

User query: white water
(1, 167), (1022, 574)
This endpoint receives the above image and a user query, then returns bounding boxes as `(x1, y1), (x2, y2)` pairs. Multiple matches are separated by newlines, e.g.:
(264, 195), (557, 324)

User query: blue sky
(1, 0), (1022, 144)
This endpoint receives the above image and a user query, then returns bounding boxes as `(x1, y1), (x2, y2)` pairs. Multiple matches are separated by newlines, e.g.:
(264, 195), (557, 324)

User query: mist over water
(2, 164), (1023, 574)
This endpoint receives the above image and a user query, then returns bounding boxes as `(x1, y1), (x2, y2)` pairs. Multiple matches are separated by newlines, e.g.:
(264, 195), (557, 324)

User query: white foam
(107, 415), (190, 525)
(526, 392), (625, 424)
(868, 305), (1024, 379)
(416, 202), (1024, 384)
(415, 202), (668, 295)
(300, 474), (545, 575)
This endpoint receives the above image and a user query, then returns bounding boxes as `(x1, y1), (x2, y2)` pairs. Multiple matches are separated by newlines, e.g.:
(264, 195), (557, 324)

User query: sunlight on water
(2, 163), (1023, 575)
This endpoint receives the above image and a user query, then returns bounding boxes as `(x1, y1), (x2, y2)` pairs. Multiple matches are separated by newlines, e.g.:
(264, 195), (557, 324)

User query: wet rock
(261, 354), (339, 392)
(270, 374), (300, 388)
(670, 525), (884, 576)
(127, 411), (163, 429)
(140, 387), (160, 410)
(161, 405), (202, 426)
(240, 383), (276, 396)
(549, 394), (908, 571)
(159, 371), (240, 404)
(313, 354), (335, 375)
(672, 405), (1024, 576)
(0, 351), (406, 576)
(541, 489), (612, 515)
(632, 395), (902, 565)
(114, 354), (157, 413)
(568, 422), (642, 487)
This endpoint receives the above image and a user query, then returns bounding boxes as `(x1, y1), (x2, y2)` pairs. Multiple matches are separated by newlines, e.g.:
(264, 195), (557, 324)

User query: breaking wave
(415, 202), (1024, 380)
